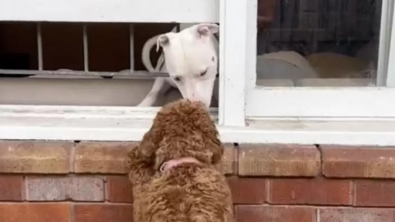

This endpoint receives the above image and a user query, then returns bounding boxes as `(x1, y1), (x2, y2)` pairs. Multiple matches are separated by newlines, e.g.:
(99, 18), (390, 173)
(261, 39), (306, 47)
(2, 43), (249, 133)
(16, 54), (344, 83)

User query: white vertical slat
(218, 0), (251, 126)
(377, 0), (394, 86)
(83, 24), (89, 71)
(129, 24), (135, 71)
(218, 0), (225, 126)
(245, 0), (258, 91)
(36, 23), (43, 70)
(386, 1), (395, 86)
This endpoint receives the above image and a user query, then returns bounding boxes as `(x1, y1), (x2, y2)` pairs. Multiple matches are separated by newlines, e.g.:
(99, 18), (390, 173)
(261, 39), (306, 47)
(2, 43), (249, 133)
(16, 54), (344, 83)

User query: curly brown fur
(128, 99), (234, 222)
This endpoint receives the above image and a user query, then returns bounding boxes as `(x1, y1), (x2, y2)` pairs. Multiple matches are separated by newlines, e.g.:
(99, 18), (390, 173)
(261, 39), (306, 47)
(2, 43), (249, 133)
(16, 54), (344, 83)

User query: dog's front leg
(137, 77), (171, 107)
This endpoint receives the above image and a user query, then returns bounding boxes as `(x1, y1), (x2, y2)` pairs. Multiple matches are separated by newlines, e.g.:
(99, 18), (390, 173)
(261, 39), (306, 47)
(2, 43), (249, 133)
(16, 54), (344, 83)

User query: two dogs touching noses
(131, 25), (234, 222)
(138, 23), (219, 108)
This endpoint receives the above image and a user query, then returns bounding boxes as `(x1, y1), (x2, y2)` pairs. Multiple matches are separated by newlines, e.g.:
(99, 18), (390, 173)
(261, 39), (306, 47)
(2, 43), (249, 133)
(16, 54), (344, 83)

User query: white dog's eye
(200, 69), (208, 77)
(174, 76), (181, 82)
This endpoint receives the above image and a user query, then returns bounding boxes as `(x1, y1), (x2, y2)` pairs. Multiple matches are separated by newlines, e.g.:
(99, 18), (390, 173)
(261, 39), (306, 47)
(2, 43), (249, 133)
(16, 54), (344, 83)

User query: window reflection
(256, 0), (381, 87)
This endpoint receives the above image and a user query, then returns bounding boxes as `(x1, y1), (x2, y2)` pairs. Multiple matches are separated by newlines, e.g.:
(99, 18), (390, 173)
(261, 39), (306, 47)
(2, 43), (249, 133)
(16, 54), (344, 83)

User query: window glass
(256, 0), (381, 87)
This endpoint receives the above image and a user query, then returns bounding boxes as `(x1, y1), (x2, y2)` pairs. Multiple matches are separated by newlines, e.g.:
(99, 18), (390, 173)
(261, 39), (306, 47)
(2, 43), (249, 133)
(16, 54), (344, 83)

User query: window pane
(256, 0), (382, 87)
(0, 22), (183, 106)
(0, 22), (38, 72)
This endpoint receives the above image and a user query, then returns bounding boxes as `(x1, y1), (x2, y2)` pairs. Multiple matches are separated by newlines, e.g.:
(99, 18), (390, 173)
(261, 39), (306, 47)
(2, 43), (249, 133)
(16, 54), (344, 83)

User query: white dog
(139, 23), (347, 106)
(138, 23), (219, 107)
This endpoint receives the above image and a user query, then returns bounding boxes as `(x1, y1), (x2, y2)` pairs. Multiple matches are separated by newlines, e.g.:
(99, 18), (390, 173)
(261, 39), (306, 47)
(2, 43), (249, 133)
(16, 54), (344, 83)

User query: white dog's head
(156, 23), (219, 107)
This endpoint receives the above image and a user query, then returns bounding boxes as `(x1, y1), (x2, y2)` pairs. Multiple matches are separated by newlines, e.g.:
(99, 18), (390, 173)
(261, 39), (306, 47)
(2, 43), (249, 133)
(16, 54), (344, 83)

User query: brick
(0, 176), (24, 201)
(74, 204), (133, 222)
(74, 142), (135, 174)
(227, 177), (266, 204)
(26, 176), (104, 201)
(221, 144), (235, 175)
(269, 178), (352, 205)
(0, 203), (71, 222)
(238, 144), (320, 176)
(322, 146), (395, 178)
(319, 208), (394, 222)
(355, 180), (395, 207)
(0, 141), (71, 174)
(236, 205), (316, 222)
(107, 176), (133, 203)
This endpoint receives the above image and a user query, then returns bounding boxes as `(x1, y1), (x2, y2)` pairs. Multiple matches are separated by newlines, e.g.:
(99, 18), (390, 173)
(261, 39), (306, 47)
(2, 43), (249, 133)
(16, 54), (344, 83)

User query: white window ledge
(1, 105), (395, 146)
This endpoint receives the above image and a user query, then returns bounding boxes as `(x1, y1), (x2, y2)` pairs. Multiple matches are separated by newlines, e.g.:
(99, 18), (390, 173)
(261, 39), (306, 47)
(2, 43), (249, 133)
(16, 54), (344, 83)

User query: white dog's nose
(189, 95), (200, 102)
(190, 93), (206, 102)
(188, 95), (208, 107)
(192, 98), (211, 108)
(190, 93), (198, 99)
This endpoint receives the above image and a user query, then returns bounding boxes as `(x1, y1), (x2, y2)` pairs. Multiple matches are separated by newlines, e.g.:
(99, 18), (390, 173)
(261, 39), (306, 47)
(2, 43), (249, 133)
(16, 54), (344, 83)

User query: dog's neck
(159, 157), (202, 172)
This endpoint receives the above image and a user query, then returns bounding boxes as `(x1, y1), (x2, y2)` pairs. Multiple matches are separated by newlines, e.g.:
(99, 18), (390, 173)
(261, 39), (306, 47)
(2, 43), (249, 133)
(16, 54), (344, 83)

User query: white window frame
(238, 0), (395, 118)
(1, 0), (395, 145)
(0, 0), (219, 23)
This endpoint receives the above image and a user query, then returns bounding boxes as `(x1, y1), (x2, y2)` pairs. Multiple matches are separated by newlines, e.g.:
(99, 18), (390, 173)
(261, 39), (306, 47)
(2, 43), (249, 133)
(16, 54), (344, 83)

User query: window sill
(1, 105), (395, 145)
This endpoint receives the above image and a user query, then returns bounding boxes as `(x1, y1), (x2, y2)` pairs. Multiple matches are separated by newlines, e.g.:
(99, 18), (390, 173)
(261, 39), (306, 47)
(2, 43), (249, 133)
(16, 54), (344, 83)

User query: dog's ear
(128, 145), (155, 185)
(156, 33), (172, 52)
(138, 122), (163, 163)
(193, 114), (224, 165)
(196, 23), (219, 37)
(207, 134), (224, 165)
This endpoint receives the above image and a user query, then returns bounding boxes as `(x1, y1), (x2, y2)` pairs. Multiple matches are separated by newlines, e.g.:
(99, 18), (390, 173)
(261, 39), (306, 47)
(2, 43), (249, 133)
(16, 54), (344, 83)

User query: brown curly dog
(128, 99), (234, 222)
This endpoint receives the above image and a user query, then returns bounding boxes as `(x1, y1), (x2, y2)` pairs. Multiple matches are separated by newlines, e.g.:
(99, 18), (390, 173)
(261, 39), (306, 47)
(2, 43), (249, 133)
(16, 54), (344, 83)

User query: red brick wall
(1, 141), (395, 222)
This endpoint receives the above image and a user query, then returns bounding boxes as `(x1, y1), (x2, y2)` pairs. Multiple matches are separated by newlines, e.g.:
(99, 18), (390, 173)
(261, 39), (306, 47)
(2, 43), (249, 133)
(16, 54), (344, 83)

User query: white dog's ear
(196, 23), (219, 37)
(156, 34), (171, 52)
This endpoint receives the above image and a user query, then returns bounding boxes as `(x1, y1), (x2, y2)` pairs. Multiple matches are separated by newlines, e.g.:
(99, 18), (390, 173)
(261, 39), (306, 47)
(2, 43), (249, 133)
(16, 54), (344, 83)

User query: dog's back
(130, 100), (234, 222)
(139, 162), (233, 222)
